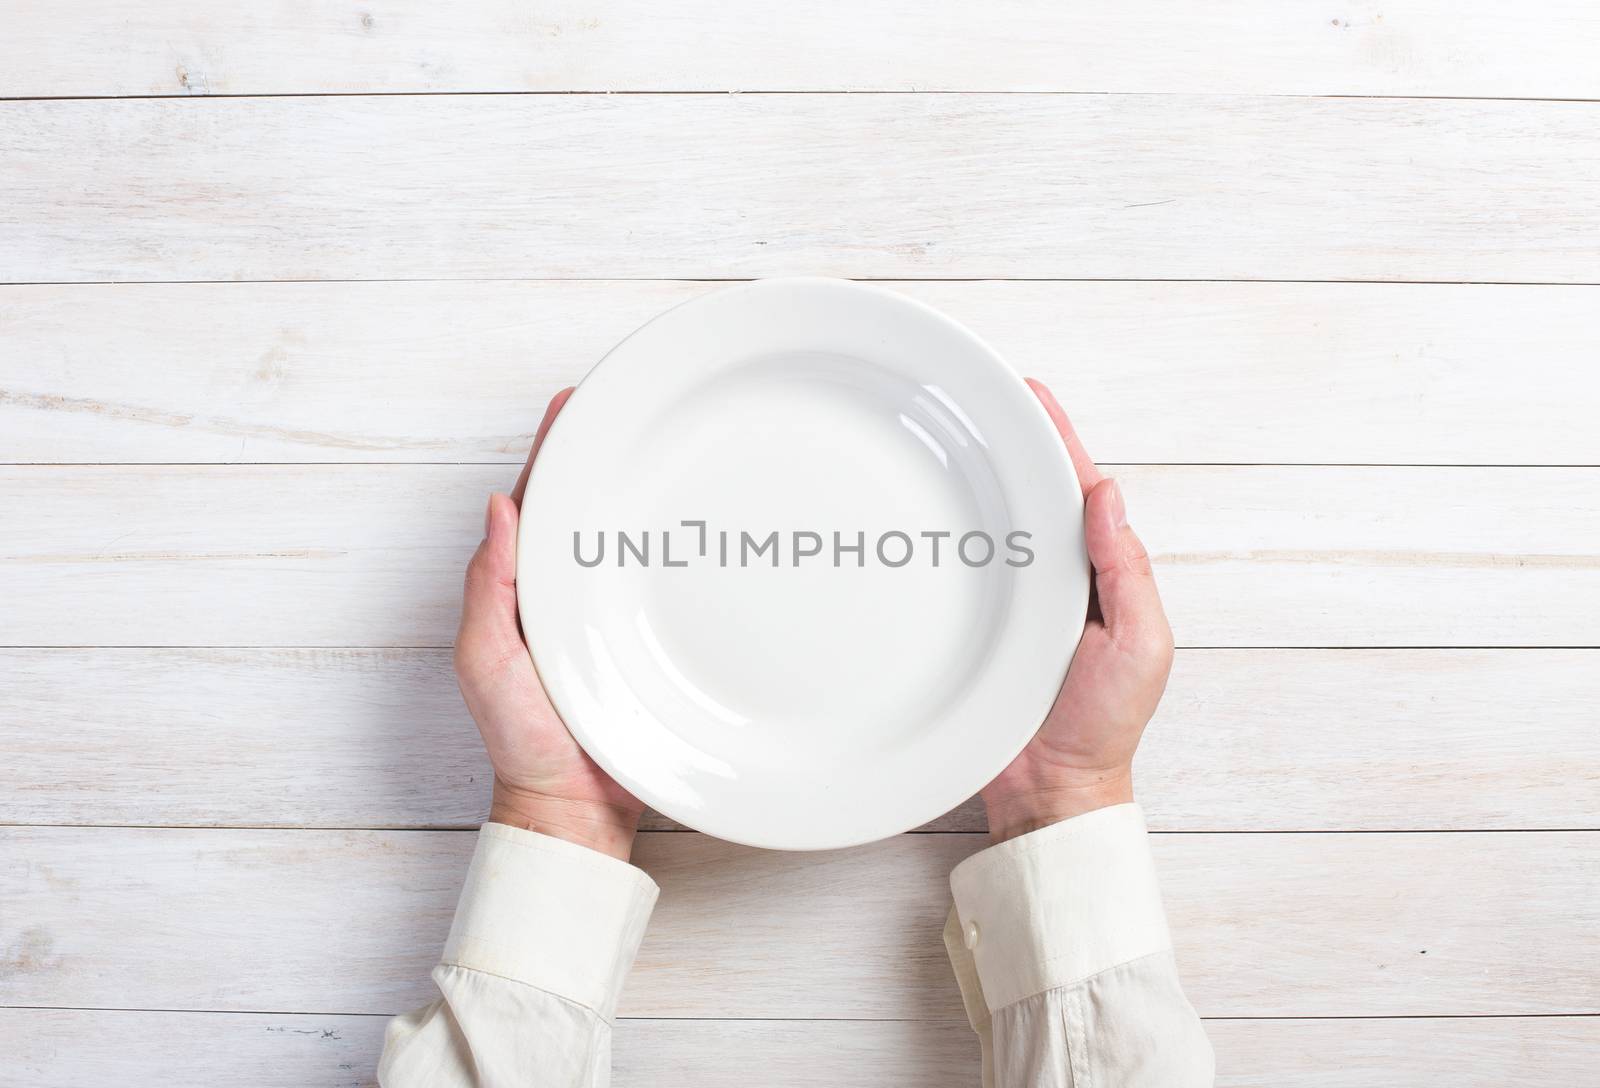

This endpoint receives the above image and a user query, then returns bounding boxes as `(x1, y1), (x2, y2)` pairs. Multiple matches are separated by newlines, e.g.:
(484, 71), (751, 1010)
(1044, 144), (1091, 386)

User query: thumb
(1083, 478), (1168, 647)
(456, 492), (528, 676)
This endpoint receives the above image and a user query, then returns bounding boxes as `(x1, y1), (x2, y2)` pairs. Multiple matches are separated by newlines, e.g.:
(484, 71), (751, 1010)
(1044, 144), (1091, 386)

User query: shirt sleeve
(379, 822), (659, 1087)
(945, 803), (1213, 1087)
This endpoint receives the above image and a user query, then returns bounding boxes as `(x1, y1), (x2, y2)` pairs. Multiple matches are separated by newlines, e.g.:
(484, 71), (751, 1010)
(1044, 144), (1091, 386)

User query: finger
(1027, 378), (1102, 498)
(511, 387), (576, 505)
(1083, 478), (1168, 649)
(457, 492), (528, 672)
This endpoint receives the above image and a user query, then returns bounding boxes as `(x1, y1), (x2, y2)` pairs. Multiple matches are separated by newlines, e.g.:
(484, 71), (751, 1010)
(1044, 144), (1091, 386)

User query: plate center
(586, 353), (1019, 767)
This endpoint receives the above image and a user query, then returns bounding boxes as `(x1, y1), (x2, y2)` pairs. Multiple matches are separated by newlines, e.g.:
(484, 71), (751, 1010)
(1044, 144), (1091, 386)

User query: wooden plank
(5, 1009), (1598, 1088)
(2, 465), (1596, 647)
(4, 1010), (389, 1088)
(6, 280), (1600, 466)
(4, 649), (1597, 832)
(5, 1), (1599, 98)
(0, 648), (488, 829)
(2, 828), (1595, 1018)
(0, 465), (491, 648)
(1205, 1017), (1600, 1087)
(1127, 464), (1600, 647)
(5, 96), (1598, 284)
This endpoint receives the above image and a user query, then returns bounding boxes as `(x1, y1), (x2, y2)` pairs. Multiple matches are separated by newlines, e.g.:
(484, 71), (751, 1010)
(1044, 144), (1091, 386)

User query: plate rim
(517, 276), (1088, 849)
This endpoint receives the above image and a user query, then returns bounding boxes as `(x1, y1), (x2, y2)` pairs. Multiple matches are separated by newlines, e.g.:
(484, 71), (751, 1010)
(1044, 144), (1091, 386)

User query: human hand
(454, 388), (645, 861)
(979, 379), (1175, 843)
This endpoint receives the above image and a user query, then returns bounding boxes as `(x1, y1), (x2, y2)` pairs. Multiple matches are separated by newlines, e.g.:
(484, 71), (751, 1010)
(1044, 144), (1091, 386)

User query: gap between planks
(2, 825), (1597, 834)
(7, 277), (1600, 286)
(4, 91), (1600, 104)
(4, 1005), (1596, 1022)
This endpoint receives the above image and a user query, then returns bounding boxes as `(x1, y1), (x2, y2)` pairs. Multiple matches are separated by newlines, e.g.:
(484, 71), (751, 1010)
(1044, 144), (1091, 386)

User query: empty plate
(519, 278), (1087, 849)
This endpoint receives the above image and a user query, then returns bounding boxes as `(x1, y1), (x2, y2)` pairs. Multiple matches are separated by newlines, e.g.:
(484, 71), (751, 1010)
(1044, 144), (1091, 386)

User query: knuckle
(1121, 533), (1154, 577)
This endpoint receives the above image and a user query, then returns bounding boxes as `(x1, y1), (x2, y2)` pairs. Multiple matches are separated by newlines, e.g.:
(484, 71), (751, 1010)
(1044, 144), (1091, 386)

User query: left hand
(454, 388), (645, 861)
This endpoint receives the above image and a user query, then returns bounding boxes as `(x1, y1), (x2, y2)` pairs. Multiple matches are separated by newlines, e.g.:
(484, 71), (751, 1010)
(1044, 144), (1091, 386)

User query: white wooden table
(3, 4), (1599, 1084)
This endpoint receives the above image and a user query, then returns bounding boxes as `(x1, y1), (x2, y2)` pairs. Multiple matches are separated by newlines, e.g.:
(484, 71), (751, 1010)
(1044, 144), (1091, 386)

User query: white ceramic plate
(519, 278), (1088, 850)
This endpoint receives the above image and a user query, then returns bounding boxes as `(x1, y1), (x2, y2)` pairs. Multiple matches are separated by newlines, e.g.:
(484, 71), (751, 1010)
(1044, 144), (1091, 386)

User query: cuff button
(963, 920), (980, 950)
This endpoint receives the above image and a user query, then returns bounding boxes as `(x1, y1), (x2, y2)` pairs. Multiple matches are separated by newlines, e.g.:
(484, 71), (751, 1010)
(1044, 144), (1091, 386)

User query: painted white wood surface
(6, 96), (1599, 284)
(6, 280), (1599, 467)
(3, 828), (1595, 1018)
(4, 648), (1596, 832)
(4, 465), (1596, 647)
(6, 1), (1600, 98)
(5, 1009), (1598, 1088)
(5, 1), (1598, 1079)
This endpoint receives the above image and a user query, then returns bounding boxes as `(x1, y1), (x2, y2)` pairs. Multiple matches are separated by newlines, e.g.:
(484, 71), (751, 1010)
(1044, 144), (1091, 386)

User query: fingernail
(1106, 479), (1128, 529)
(483, 495), (495, 538)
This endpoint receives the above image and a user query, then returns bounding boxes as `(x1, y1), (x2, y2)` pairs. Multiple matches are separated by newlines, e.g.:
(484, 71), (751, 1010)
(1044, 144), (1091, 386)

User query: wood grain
(5, 1), (1599, 98)
(5, 96), (1599, 284)
(1203, 1017), (1600, 1088)
(4, 1008), (1598, 1087)
(1127, 464), (1600, 647)
(6, 280), (1599, 466)
(4, 648), (1596, 832)
(3, 827), (1595, 1018)
(3, 0), (1592, 1073)
(4, 465), (1596, 647)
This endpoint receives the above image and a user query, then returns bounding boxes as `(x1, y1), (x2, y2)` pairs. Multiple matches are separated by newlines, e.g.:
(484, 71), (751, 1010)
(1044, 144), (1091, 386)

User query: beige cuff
(944, 907), (997, 1088)
(949, 803), (1170, 1012)
(443, 822), (659, 1020)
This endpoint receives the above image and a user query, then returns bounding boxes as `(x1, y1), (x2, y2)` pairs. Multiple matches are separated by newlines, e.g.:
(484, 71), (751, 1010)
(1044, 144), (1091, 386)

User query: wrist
(982, 769), (1135, 844)
(489, 780), (641, 862)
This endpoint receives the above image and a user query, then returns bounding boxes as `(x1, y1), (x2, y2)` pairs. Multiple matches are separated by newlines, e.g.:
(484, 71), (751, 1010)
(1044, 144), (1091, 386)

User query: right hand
(979, 379), (1176, 842)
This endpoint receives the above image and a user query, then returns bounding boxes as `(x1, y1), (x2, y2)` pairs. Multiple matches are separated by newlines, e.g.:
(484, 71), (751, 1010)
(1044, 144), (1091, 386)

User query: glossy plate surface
(519, 279), (1088, 849)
